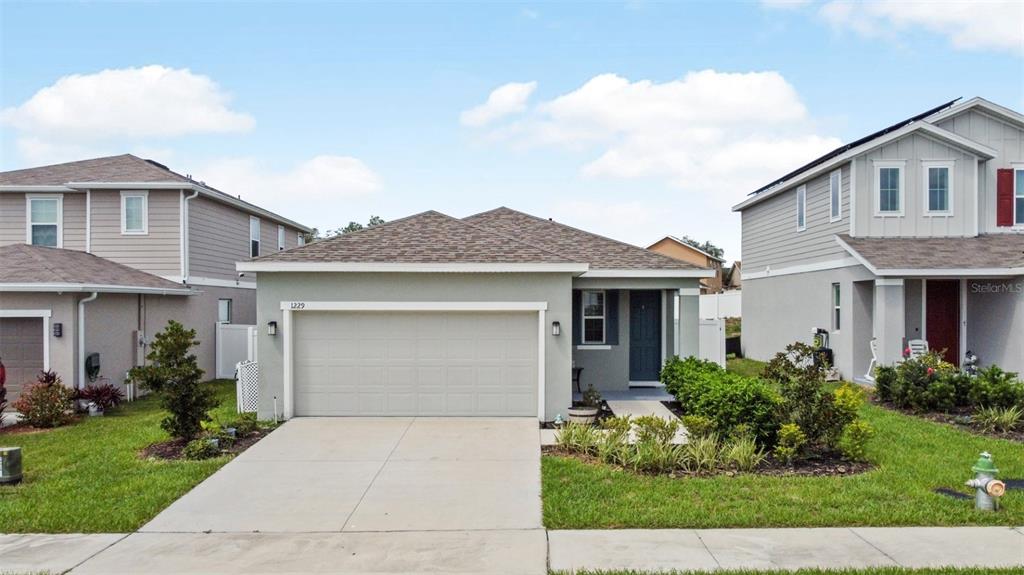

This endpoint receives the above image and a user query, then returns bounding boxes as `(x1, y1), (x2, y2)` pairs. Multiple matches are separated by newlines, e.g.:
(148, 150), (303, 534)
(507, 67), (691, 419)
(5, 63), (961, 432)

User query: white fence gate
(698, 318), (726, 367)
(699, 291), (741, 319)
(236, 360), (259, 413)
(215, 323), (257, 379)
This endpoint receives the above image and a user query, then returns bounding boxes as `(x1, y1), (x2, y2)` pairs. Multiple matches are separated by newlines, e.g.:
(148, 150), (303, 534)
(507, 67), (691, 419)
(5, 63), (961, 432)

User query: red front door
(925, 280), (960, 366)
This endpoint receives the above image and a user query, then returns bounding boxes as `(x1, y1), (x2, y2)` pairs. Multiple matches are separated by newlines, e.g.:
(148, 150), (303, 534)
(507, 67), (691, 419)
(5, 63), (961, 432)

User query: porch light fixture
(53, 323), (63, 337)
(267, 321), (278, 336)
(551, 321), (561, 336)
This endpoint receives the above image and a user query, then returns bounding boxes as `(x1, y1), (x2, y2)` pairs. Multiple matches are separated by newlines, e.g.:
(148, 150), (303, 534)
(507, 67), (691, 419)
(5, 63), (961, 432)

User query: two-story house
(648, 236), (726, 293)
(0, 154), (310, 401)
(733, 98), (1024, 380)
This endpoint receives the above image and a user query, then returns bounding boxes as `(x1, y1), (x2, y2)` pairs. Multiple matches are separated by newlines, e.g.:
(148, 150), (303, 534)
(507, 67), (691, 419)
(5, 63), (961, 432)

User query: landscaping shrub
(181, 438), (221, 460)
(839, 420), (875, 462)
(78, 383), (125, 411)
(724, 435), (766, 472)
(762, 341), (829, 385)
(223, 412), (259, 435)
(773, 423), (806, 465)
(129, 321), (218, 441)
(555, 422), (600, 455)
(680, 415), (714, 439)
(680, 433), (720, 474)
(969, 366), (1024, 410)
(12, 371), (74, 428)
(661, 356), (781, 444)
(627, 437), (683, 474)
(888, 351), (959, 412)
(873, 365), (897, 402)
(632, 415), (679, 444)
(974, 405), (1022, 433)
(596, 417), (632, 465)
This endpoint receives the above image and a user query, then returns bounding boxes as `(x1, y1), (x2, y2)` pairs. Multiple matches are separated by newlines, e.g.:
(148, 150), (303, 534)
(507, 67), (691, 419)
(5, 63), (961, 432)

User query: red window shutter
(996, 168), (1014, 227)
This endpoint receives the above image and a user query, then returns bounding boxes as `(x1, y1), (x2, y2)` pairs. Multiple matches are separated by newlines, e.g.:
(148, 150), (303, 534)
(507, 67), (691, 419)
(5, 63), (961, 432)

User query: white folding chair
(864, 338), (878, 382)
(907, 339), (929, 359)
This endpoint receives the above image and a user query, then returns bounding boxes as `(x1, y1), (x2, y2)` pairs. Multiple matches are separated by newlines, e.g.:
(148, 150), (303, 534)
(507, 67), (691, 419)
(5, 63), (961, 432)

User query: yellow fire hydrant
(965, 452), (1006, 511)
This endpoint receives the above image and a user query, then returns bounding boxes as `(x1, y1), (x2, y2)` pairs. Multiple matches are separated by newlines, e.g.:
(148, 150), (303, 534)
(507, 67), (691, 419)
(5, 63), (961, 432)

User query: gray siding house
(238, 208), (712, 422)
(0, 154), (310, 399)
(734, 98), (1024, 379)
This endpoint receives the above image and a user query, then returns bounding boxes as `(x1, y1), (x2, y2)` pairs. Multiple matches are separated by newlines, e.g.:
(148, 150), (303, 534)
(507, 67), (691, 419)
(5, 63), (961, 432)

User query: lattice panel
(236, 361), (259, 414)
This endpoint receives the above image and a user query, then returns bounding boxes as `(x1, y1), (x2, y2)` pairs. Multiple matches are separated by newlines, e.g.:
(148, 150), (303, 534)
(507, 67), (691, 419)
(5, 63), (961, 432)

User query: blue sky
(2, 1), (1022, 258)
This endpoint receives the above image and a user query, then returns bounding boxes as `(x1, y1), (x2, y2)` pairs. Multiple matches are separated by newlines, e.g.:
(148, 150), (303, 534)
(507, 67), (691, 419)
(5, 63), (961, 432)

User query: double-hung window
(581, 290), (606, 344)
(278, 225), (285, 251)
(298, 232), (306, 246)
(829, 169), (842, 222)
(796, 185), (807, 231)
(1016, 168), (1024, 225)
(874, 161), (905, 215)
(26, 195), (62, 247)
(249, 216), (261, 257)
(831, 283), (841, 332)
(923, 161), (953, 215)
(120, 191), (148, 234)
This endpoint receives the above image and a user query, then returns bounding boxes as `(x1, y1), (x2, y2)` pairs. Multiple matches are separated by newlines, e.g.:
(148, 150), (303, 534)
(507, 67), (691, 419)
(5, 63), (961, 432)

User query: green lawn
(557, 564), (1024, 568)
(542, 359), (1024, 529)
(0, 380), (242, 533)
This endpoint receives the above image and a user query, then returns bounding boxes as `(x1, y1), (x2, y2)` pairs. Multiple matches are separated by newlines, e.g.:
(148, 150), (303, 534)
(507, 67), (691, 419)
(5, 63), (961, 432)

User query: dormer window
(874, 161), (905, 216)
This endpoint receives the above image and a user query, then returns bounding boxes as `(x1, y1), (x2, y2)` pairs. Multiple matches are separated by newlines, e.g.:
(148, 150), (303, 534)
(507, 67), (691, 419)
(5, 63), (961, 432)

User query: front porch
(570, 285), (700, 394)
(850, 276), (1024, 381)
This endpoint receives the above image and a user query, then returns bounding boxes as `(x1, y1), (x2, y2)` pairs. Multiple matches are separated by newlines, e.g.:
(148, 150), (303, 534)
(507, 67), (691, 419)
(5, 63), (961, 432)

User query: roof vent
(144, 159), (170, 171)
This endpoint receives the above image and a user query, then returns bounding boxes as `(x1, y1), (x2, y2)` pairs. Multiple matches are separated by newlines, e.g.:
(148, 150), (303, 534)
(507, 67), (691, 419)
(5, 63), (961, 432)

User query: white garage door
(293, 311), (538, 416)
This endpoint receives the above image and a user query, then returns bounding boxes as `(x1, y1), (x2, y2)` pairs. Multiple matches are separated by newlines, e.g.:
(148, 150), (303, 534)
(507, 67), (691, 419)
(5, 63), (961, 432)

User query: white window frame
(278, 225), (285, 251)
(581, 289), (606, 345)
(922, 161), (954, 217)
(120, 190), (149, 235)
(873, 160), (906, 217)
(829, 169), (842, 222)
(297, 232), (306, 246)
(217, 298), (233, 323)
(831, 282), (841, 332)
(25, 194), (63, 248)
(1014, 166), (1024, 227)
(249, 216), (261, 258)
(796, 185), (807, 231)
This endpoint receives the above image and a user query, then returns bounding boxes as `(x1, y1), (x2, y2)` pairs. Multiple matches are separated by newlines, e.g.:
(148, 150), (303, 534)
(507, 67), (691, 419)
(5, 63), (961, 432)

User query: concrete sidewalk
(548, 527), (1024, 572)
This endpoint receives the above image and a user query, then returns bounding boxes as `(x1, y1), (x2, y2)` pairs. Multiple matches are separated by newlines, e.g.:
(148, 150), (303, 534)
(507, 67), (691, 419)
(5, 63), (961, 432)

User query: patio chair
(864, 338), (878, 382)
(907, 339), (929, 359)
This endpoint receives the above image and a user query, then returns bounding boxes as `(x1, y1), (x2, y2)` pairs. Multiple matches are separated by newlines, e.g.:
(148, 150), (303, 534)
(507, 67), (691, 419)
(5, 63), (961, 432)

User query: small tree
(129, 320), (217, 440)
(677, 235), (724, 260)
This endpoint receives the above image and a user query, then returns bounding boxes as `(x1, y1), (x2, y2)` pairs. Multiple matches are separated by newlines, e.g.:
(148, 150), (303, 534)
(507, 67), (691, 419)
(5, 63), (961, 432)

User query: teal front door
(629, 290), (661, 381)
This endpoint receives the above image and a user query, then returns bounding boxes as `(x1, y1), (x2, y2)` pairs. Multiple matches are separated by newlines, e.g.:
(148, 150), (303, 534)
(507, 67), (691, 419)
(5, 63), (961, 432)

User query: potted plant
(568, 384), (602, 424)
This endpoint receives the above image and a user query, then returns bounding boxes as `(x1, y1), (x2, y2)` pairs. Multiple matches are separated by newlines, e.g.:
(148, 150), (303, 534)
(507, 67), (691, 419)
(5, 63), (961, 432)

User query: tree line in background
(302, 215), (386, 243)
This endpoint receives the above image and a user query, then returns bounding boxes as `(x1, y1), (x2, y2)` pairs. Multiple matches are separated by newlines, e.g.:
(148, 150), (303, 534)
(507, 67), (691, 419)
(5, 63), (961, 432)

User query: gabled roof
(0, 244), (193, 294)
(0, 154), (311, 232)
(835, 234), (1024, 277)
(649, 235), (726, 263)
(238, 210), (587, 273)
(464, 207), (709, 274)
(732, 98), (999, 212)
(927, 97), (1024, 129)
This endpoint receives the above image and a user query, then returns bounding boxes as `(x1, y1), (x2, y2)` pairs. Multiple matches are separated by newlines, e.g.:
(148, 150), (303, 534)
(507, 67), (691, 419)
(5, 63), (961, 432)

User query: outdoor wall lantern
(267, 321), (278, 336)
(52, 323), (63, 337)
(551, 321), (561, 336)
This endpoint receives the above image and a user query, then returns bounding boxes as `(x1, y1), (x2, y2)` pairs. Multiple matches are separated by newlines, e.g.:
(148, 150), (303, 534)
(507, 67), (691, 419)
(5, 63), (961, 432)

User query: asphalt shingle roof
(838, 234), (1024, 271)
(0, 154), (191, 186)
(463, 207), (704, 270)
(0, 244), (190, 292)
(254, 210), (576, 264)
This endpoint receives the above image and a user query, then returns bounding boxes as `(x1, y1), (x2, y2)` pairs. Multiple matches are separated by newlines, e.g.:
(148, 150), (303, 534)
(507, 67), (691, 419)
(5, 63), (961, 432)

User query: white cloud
(195, 155), (381, 230)
(819, 0), (1024, 56)
(2, 65), (254, 165)
(460, 81), (538, 127)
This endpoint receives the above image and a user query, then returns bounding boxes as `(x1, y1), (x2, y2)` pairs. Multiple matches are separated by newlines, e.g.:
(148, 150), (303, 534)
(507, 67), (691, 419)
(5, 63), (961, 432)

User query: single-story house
(237, 207), (713, 421)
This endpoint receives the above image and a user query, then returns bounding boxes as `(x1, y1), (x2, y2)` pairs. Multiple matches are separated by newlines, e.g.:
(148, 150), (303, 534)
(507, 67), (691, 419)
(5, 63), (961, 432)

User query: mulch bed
(869, 396), (1024, 443)
(542, 445), (872, 478)
(139, 428), (272, 461)
(0, 416), (83, 435)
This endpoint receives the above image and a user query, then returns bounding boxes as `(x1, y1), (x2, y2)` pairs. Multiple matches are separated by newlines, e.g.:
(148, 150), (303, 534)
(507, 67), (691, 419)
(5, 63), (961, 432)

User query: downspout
(180, 188), (200, 284)
(85, 189), (91, 253)
(78, 292), (99, 390)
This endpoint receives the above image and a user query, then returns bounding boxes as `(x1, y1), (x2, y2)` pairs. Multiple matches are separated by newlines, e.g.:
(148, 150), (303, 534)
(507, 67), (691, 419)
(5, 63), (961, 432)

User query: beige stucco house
(647, 236), (726, 293)
(0, 154), (310, 400)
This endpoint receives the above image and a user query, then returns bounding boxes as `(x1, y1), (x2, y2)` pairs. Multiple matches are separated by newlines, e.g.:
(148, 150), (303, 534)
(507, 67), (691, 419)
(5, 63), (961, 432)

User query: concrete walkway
(548, 527), (1024, 572)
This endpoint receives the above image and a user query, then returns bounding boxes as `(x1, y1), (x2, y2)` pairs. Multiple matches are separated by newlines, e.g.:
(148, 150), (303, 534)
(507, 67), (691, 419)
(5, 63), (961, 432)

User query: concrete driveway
(142, 417), (542, 533)
(64, 418), (547, 574)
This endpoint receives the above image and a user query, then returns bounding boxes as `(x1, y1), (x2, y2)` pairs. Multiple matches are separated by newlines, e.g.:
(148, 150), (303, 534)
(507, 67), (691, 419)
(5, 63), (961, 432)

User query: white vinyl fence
(699, 291), (741, 319)
(698, 318), (726, 367)
(236, 361), (259, 413)
(215, 323), (257, 379)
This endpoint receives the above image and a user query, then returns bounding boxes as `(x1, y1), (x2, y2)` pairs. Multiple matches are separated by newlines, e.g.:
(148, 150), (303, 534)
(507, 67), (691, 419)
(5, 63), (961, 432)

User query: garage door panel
(293, 311), (537, 416)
